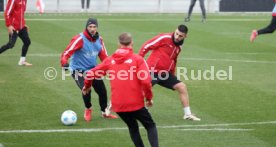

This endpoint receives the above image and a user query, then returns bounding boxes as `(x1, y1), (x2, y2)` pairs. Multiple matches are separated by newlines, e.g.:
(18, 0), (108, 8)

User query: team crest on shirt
(124, 59), (133, 64)
(111, 60), (115, 64)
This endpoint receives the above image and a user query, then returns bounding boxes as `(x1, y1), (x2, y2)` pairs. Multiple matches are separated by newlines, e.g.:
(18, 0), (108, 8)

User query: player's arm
(137, 57), (153, 107)
(82, 59), (109, 94)
(138, 34), (163, 57)
(4, 0), (15, 34)
(98, 37), (109, 62)
(60, 35), (83, 67)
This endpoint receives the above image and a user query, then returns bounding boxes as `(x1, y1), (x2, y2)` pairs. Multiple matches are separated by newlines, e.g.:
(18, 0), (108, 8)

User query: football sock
(19, 57), (26, 63)
(184, 107), (191, 115)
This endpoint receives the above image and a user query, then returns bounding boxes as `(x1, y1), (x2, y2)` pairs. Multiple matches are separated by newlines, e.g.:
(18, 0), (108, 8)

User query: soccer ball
(61, 110), (77, 126)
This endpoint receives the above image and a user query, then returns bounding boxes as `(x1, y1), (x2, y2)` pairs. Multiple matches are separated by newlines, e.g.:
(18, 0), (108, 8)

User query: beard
(87, 29), (99, 40)
(172, 34), (184, 46)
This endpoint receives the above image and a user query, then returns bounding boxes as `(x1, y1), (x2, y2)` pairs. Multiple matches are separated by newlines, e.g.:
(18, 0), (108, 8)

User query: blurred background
(0, 0), (274, 13)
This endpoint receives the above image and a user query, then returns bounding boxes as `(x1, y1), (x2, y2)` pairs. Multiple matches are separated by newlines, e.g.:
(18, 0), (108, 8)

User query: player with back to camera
(83, 32), (159, 147)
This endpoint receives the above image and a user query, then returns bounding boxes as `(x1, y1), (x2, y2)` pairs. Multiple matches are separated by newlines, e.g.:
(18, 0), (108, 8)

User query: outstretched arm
(82, 59), (109, 94)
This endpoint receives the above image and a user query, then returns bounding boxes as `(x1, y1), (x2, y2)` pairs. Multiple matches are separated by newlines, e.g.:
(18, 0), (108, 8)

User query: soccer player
(139, 24), (200, 121)
(0, 0), (32, 66)
(184, 0), (207, 23)
(250, 0), (276, 42)
(60, 18), (117, 122)
(83, 33), (158, 147)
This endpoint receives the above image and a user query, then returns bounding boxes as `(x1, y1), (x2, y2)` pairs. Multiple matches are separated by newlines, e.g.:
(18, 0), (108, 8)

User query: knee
(174, 82), (187, 92)
(145, 122), (156, 130)
(128, 125), (139, 132)
(190, 3), (195, 7)
(24, 39), (31, 46)
(6, 42), (15, 49)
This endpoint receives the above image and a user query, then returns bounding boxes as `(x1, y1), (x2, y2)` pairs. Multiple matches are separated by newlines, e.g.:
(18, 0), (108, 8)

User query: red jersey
(139, 33), (182, 75)
(84, 48), (153, 112)
(5, 0), (27, 30)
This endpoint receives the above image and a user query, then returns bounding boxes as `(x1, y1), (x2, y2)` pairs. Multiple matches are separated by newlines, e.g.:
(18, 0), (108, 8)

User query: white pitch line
(0, 121), (275, 134)
(177, 128), (254, 131)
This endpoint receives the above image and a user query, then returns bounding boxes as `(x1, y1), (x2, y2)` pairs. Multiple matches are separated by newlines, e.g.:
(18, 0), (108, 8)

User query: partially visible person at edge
(0, 0), (32, 66)
(250, 0), (276, 42)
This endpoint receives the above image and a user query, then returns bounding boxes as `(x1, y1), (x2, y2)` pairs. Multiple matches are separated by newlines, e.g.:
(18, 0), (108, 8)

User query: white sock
(184, 107), (191, 115)
(19, 57), (26, 63)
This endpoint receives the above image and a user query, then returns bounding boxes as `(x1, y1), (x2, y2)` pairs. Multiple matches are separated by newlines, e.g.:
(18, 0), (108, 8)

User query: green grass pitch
(0, 13), (276, 147)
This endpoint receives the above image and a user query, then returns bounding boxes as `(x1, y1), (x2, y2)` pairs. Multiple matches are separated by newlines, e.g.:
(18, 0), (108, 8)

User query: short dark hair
(178, 24), (188, 34)
(118, 32), (132, 46)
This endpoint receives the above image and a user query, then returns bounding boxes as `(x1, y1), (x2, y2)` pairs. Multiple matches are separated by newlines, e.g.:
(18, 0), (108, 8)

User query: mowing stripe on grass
(0, 18), (269, 22)
(0, 121), (274, 134)
(177, 128), (254, 131)
(182, 57), (276, 64)
(2, 54), (276, 64)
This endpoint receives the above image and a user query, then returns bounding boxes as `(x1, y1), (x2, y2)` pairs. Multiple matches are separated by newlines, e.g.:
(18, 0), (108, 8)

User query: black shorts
(151, 72), (181, 90)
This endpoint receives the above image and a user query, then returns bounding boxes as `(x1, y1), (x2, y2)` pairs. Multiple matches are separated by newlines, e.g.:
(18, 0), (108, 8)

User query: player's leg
(0, 31), (18, 54)
(199, 0), (206, 22)
(135, 108), (159, 147)
(18, 27), (32, 66)
(173, 81), (200, 121)
(158, 73), (190, 111)
(251, 16), (276, 42)
(92, 79), (107, 112)
(81, 0), (85, 9)
(92, 79), (118, 118)
(158, 72), (200, 121)
(86, 0), (90, 9)
(258, 16), (276, 35)
(117, 112), (145, 147)
(72, 71), (92, 121)
(185, 0), (197, 22)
